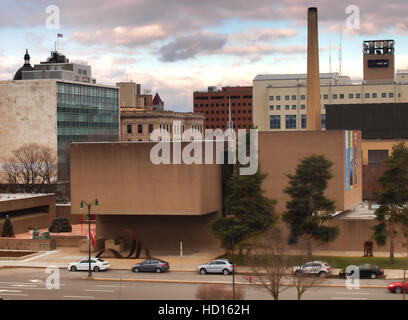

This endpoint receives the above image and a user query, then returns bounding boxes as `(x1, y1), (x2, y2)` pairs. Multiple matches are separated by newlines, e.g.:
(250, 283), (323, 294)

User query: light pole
(80, 198), (98, 278)
(227, 214), (235, 300)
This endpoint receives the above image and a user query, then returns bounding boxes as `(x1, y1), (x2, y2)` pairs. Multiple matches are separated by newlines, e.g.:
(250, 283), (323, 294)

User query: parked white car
(293, 261), (331, 277)
(68, 258), (110, 272)
(197, 259), (234, 275)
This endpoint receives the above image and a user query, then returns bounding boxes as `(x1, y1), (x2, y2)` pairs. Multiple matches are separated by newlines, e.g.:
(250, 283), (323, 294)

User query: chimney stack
(306, 7), (321, 130)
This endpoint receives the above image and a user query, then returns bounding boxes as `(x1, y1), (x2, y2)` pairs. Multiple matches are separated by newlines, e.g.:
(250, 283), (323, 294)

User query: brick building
(193, 86), (253, 131)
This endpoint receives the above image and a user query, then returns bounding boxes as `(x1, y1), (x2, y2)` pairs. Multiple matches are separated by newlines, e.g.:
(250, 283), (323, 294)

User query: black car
(339, 264), (384, 279)
(131, 259), (170, 273)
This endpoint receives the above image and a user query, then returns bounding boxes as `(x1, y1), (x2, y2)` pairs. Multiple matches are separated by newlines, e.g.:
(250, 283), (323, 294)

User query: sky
(1, 0), (408, 112)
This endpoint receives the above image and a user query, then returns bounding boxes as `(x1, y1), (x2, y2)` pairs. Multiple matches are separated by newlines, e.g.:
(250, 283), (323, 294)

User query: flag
(57, 33), (63, 38)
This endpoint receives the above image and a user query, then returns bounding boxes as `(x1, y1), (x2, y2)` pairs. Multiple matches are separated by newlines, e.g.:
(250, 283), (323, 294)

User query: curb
(81, 276), (387, 289)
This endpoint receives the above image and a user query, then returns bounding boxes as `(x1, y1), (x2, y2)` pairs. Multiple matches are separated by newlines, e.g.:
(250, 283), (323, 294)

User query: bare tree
(1, 143), (57, 184)
(246, 226), (291, 300)
(290, 235), (324, 300)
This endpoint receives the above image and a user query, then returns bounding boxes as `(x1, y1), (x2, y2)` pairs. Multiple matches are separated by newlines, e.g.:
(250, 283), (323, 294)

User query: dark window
(365, 93), (370, 98)
(368, 150), (389, 164)
(276, 96), (281, 101)
(270, 115), (280, 129)
(269, 106), (274, 110)
(269, 96), (274, 101)
(285, 115), (296, 129)
(148, 124), (153, 133)
(127, 124), (132, 134)
(138, 124), (142, 134)
(285, 105), (289, 110)
(301, 95), (305, 100)
(349, 93), (354, 99)
(372, 93), (377, 98)
(285, 95), (289, 100)
(301, 114), (306, 129)
(381, 92), (386, 98)
(292, 95), (296, 100)
(276, 105), (281, 110)
(356, 93), (361, 98)
(340, 94), (344, 99)
(292, 105), (296, 110)
(321, 114), (326, 129)
(301, 104), (305, 110)
(389, 92), (394, 98)
(323, 94), (328, 99)
(333, 94), (337, 99)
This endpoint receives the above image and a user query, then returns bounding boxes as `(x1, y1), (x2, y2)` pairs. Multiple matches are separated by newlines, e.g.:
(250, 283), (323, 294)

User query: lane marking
(0, 293), (28, 296)
(96, 285), (127, 288)
(63, 295), (95, 299)
(0, 289), (21, 293)
(12, 284), (38, 287)
(335, 291), (370, 295)
(85, 289), (115, 293)
(330, 297), (368, 300)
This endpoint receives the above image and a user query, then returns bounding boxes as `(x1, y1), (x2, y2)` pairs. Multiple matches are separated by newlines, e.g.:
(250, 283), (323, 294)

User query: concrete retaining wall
(0, 238), (56, 251)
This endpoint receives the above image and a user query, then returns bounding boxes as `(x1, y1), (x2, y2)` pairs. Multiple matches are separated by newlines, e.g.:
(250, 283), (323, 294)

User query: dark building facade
(326, 103), (408, 139)
(193, 86), (253, 131)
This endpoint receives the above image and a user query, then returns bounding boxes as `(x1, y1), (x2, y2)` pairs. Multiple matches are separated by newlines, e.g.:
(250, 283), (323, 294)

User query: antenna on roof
(338, 26), (343, 76)
(329, 40), (332, 74)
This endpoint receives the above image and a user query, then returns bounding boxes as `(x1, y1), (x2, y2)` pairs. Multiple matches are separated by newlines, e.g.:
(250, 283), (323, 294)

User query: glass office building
(56, 81), (119, 180)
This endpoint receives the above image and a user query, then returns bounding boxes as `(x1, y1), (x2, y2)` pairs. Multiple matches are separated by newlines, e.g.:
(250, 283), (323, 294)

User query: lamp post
(227, 214), (235, 300)
(80, 198), (98, 278)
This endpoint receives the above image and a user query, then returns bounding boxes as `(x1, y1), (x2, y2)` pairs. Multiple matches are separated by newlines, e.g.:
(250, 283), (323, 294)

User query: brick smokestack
(306, 7), (321, 130)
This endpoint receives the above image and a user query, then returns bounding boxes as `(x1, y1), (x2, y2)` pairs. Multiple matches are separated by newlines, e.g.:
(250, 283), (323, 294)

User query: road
(0, 267), (403, 300)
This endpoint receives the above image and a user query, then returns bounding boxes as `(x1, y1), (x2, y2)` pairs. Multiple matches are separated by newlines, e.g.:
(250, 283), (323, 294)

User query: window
(332, 94), (337, 99)
(138, 124), (142, 134)
(365, 93), (370, 98)
(368, 150), (389, 164)
(276, 96), (281, 101)
(285, 95), (289, 100)
(301, 104), (305, 110)
(285, 115), (296, 129)
(127, 124), (132, 134)
(270, 115), (281, 129)
(285, 105), (290, 110)
(276, 105), (281, 110)
(301, 95), (305, 100)
(321, 114), (326, 129)
(269, 105), (274, 110)
(372, 93), (377, 98)
(356, 93), (361, 98)
(301, 114), (306, 129)
(340, 94), (344, 99)
(349, 93), (354, 99)
(292, 95), (296, 100)
(323, 94), (328, 99)
(148, 124), (153, 134)
(292, 105), (296, 110)
(382, 92), (386, 98)
(269, 96), (274, 101)
(389, 92), (394, 98)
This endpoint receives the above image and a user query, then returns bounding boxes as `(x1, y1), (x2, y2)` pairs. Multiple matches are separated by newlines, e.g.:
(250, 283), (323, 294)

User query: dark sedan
(339, 264), (384, 279)
(131, 259), (170, 273)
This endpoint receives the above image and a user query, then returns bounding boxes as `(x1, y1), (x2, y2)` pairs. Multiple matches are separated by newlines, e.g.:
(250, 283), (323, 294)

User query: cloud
(230, 28), (297, 43)
(158, 32), (227, 62)
(71, 24), (167, 47)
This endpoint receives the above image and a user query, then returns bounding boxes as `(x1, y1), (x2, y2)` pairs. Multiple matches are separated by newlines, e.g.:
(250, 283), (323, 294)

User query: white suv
(293, 261), (331, 276)
(197, 259), (234, 275)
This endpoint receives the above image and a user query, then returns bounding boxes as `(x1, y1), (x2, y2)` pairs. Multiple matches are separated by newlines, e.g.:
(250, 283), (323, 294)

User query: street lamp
(80, 198), (98, 278)
(226, 214), (235, 300)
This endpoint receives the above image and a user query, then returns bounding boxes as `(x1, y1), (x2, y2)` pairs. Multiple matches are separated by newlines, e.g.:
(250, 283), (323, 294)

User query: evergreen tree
(2, 215), (14, 237)
(373, 142), (408, 264)
(282, 155), (338, 258)
(212, 165), (277, 254)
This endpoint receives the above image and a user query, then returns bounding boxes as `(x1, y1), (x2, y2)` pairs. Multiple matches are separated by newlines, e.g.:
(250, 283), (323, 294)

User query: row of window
(270, 114), (326, 129)
(269, 105), (306, 111)
(269, 92), (395, 101)
(57, 106), (117, 116)
(206, 117), (252, 122)
(57, 121), (118, 128)
(195, 102), (252, 107)
(205, 124), (249, 129)
(127, 124), (154, 134)
(195, 95), (252, 100)
(57, 82), (118, 98)
(203, 109), (252, 114)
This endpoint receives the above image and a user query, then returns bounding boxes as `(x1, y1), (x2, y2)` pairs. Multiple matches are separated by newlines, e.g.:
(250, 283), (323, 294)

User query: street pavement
(0, 267), (403, 300)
